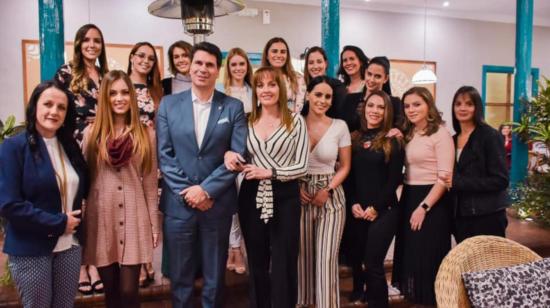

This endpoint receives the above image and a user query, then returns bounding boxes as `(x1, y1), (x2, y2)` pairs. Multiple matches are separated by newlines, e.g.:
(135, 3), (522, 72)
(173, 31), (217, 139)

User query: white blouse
(308, 119), (351, 174)
(43, 136), (80, 252)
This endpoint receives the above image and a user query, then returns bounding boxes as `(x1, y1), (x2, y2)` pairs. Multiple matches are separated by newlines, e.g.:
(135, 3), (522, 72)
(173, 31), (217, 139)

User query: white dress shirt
(191, 90), (214, 148)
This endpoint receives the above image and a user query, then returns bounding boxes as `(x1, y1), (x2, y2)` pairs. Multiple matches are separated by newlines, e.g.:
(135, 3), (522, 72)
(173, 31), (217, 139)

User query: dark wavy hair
(25, 80), (88, 180)
(367, 56), (392, 96)
(337, 45), (369, 86)
(127, 41), (163, 107)
(451, 86), (485, 134)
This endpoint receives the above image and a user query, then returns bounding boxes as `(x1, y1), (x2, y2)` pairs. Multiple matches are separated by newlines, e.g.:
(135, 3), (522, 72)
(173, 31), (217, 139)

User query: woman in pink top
(391, 87), (455, 306)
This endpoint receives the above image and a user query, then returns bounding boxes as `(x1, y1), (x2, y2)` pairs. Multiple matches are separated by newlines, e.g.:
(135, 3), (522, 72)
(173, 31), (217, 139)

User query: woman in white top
(261, 37), (306, 113)
(0, 80), (88, 308)
(225, 67), (309, 307)
(223, 47), (253, 274)
(297, 76), (351, 308)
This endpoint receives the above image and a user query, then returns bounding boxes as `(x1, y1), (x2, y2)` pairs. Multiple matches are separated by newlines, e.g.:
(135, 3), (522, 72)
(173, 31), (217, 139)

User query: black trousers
(455, 209), (508, 244)
(349, 207), (398, 308)
(239, 179), (301, 308)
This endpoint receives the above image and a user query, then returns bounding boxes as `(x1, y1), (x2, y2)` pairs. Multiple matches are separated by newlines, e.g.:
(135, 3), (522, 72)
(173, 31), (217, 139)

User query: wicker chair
(434, 235), (542, 308)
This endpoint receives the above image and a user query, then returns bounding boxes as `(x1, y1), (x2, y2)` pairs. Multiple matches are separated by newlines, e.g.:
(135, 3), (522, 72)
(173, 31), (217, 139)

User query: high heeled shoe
(226, 249), (236, 271)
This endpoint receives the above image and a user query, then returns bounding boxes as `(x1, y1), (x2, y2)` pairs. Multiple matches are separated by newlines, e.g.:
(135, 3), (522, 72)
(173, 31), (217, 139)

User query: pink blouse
(404, 125), (455, 185)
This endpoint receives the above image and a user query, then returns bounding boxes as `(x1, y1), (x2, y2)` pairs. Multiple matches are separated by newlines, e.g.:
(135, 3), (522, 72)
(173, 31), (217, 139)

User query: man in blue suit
(157, 42), (247, 308)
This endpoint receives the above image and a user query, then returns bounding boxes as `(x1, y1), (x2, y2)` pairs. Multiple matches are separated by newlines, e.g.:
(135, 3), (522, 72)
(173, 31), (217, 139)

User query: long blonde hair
(69, 24), (109, 94)
(261, 37), (299, 96)
(223, 47), (253, 95)
(85, 70), (153, 179)
(249, 67), (293, 132)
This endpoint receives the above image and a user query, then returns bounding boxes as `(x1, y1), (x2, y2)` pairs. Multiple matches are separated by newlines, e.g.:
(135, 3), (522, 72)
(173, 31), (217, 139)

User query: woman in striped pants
(297, 76), (352, 308)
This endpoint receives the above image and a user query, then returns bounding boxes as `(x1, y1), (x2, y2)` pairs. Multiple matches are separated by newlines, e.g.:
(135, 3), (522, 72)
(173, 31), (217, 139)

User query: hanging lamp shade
(412, 65), (437, 84)
(148, 0), (245, 19)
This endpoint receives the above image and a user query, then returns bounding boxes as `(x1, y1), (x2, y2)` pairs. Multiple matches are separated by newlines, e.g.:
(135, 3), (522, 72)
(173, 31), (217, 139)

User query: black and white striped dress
(246, 113), (309, 222)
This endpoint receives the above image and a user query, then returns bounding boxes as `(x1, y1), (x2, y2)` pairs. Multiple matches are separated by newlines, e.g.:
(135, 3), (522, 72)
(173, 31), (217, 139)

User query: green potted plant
(512, 78), (550, 227)
(0, 115), (25, 286)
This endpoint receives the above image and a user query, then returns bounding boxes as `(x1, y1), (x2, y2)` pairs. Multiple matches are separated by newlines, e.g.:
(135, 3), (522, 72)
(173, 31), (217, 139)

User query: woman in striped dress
(224, 66), (309, 308)
(297, 76), (351, 308)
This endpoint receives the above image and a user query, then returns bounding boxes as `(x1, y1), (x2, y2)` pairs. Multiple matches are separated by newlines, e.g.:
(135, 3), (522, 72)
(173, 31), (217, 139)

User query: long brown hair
(85, 70), (153, 179)
(127, 42), (163, 108)
(69, 24), (109, 94)
(402, 86), (443, 141)
(223, 47), (253, 95)
(261, 37), (299, 96)
(249, 67), (293, 132)
(352, 90), (398, 161)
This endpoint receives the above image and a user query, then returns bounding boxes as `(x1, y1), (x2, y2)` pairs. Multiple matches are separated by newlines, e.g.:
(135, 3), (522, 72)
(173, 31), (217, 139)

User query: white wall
(1, 0), (550, 127)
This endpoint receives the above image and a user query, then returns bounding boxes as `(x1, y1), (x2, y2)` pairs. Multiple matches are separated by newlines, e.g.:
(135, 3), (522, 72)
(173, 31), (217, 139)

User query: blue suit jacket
(156, 89), (247, 220)
(0, 132), (88, 256)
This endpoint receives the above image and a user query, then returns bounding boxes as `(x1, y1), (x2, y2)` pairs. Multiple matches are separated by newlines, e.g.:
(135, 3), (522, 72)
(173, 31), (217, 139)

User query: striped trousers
(297, 174), (346, 308)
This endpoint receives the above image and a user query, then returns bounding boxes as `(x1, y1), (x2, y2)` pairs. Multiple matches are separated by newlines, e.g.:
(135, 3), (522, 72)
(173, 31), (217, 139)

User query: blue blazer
(0, 132), (88, 256)
(156, 89), (247, 220)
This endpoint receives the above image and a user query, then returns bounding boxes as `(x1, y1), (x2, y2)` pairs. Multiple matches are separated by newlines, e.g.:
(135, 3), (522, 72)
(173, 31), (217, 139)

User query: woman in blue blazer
(0, 80), (88, 308)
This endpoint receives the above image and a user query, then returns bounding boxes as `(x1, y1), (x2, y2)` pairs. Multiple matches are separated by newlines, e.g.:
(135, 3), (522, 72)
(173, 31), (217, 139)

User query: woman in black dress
(54, 23), (108, 295)
(450, 86), (509, 243)
(347, 90), (404, 307)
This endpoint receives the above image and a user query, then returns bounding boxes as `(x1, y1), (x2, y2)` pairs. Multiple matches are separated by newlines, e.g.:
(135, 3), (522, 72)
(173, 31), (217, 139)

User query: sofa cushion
(462, 258), (550, 308)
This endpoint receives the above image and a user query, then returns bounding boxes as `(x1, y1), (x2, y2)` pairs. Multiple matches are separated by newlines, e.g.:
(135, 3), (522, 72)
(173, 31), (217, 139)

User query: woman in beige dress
(82, 70), (159, 308)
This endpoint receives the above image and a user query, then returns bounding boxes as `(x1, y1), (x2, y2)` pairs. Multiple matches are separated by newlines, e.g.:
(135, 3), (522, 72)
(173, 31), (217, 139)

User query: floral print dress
(54, 63), (101, 142)
(134, 83), (156, 127)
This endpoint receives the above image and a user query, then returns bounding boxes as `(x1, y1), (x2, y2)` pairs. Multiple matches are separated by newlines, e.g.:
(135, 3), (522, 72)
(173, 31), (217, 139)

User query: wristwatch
(421, 202), (430, 212)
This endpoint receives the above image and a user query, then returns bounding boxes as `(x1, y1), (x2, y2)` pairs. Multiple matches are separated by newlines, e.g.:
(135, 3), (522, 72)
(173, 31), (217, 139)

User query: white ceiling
(252, 0), (550, 27)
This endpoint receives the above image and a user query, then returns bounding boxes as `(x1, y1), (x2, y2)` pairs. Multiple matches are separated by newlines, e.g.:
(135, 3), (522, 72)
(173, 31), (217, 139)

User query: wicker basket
(434, 235), (542, 308)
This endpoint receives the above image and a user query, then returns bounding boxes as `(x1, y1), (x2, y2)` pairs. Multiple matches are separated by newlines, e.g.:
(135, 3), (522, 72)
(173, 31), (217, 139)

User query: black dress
(347, 128), (404, 307)
(54, 64), (101, 142)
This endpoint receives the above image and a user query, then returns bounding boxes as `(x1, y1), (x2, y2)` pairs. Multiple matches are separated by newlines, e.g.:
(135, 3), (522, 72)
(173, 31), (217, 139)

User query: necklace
(53, 140), (68, 213)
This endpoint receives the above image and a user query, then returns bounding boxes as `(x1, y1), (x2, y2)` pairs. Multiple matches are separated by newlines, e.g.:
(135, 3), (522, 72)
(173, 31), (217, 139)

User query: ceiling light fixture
(443, 1), (450, 7)
(412, 0), (437, 84)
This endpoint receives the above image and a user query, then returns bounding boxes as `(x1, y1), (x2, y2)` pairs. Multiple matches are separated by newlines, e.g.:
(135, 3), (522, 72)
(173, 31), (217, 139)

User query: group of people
(0, 23), (511, 308)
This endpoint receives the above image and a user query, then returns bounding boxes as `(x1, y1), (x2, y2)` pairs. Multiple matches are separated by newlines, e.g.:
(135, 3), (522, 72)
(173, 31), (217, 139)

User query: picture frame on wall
(389, 59), (437, 100)
(21, 39), (164, 104)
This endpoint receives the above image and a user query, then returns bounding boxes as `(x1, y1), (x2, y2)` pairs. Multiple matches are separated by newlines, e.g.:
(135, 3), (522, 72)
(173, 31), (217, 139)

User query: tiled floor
(1, 212), (549, 307)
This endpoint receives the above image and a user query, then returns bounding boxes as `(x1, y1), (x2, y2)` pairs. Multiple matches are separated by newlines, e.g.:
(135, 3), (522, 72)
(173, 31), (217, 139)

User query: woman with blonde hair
(225, 67), (309, 307)
(261, 37), (306, 113)
(392, 86), (454, 306)
(127, 41), (163, 128)
(223, 47), (253, 274)
(82, 70), (159, 308)
(54, 23), (108, 295)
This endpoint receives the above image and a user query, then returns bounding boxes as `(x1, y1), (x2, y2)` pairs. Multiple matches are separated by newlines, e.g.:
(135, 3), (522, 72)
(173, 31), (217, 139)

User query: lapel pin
(218, 106), (222, 110)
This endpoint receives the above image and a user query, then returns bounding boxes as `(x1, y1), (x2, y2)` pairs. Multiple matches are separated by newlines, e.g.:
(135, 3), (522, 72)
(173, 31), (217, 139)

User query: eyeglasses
(134, 52), (156, 62)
